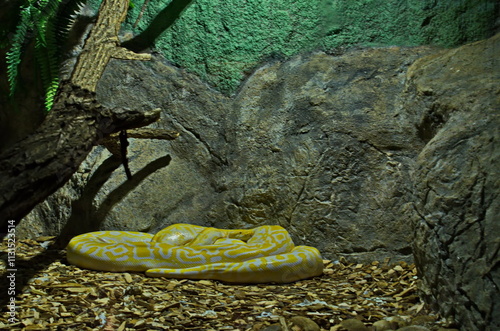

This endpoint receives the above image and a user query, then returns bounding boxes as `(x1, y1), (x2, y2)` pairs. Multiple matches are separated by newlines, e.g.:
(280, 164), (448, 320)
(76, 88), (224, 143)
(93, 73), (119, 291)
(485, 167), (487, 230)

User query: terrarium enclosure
(0, 0), (498, 330)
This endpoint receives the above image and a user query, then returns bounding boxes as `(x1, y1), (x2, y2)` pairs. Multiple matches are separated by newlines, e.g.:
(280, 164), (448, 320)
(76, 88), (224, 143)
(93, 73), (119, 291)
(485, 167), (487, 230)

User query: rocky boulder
(20, 45), (436, 264)
(407, 34), (499, 330)
(18, 33), (499, 329)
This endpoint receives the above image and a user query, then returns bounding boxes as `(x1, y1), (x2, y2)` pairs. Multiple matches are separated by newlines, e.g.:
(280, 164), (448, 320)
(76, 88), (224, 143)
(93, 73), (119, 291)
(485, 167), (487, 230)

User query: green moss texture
(96, 0), (498, 93)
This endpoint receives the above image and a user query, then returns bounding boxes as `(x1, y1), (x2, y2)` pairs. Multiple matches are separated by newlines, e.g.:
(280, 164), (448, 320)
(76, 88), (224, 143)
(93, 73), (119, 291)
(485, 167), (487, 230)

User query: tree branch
(0, 84), (161, 229)
(70, 0), (151, 91)
(101, 128), (180, 156)
(0, 0), (168, 231)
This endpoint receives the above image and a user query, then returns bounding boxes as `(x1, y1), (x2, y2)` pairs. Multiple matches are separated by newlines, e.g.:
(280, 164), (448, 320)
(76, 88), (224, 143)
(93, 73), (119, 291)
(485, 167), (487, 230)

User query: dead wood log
(101, 128), (180, 156)
(0, 83), (161, 229)
(0, 0), (165, 230)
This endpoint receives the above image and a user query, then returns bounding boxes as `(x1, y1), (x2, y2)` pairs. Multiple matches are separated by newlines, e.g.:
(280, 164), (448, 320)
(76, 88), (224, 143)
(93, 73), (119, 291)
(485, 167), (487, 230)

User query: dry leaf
(0, 236), (443, 331)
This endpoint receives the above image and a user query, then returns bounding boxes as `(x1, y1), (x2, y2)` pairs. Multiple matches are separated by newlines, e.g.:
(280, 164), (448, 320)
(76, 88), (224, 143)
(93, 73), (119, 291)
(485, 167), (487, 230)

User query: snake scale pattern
(67, 223), (324, 283)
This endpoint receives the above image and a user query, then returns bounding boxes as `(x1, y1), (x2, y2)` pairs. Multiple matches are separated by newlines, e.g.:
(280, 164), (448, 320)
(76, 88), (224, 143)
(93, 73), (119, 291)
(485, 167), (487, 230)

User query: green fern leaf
(44, 77), (60, 111)
(37, 0), (63, 47)
(43, 23), (61, 111)
(42, 1), (64, 111)
(6, 6), (33, 96)
(5, 0), (91, 111)
(35, 36), (60, 112)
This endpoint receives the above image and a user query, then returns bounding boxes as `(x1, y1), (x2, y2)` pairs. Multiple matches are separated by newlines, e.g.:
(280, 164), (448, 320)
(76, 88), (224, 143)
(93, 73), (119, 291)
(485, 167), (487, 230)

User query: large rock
(18, 33), (499, 329)
(19, 45), (435, 263)
(407, 34), (499, 330)
(218, 46), (432, 262)
(0, 0), (495, 322)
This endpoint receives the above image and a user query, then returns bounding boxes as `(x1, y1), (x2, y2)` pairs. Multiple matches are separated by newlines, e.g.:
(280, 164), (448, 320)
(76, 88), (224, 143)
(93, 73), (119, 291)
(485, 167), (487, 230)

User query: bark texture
(0, 0), (157, 230)
(0, 83), (160, 229)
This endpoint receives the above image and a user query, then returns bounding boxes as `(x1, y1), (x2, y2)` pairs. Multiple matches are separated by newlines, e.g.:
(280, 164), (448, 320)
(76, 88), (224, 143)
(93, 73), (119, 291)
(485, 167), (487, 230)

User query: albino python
(66, 224), (323, 283)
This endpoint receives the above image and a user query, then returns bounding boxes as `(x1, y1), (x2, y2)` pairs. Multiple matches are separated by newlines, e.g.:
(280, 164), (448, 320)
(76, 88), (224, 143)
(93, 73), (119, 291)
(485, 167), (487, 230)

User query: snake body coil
(67, 223), (323, 283)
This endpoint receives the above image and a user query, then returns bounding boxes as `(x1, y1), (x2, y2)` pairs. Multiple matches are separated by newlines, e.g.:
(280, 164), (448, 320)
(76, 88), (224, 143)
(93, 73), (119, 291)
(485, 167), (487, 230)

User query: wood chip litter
(0, 237), (449, 330)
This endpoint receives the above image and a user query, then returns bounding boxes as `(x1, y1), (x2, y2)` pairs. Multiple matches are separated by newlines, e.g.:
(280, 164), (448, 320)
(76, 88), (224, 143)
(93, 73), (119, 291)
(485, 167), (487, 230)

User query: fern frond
(43, 19), (61, 111)
(35, 19), (60, 112)
(43, 1), (65, 111)
(6, 6), (33, 96)
(37, 0), (63, 47)
(5, 0), (91, 110)
(54, 0), (88, 39)
(44, 77), (60, 111)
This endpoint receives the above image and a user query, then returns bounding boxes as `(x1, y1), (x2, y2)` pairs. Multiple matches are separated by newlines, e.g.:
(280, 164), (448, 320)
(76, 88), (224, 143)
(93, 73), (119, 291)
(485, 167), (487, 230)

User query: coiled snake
(67, 223), (323, 283)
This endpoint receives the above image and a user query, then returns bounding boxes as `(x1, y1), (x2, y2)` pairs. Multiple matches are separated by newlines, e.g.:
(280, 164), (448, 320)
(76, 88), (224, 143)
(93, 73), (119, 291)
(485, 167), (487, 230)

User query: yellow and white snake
(66, 223), (323, 283)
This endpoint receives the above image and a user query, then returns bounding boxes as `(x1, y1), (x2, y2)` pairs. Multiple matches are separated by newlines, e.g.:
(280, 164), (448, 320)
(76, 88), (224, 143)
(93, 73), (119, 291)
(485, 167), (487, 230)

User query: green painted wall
(93, 0), (498, 93)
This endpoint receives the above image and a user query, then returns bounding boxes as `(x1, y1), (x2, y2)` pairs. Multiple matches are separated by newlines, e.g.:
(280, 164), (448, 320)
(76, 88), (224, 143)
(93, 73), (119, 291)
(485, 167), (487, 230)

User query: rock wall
(220, 46), (433, 262)
(90, 0), (499, 93)
(18, 34), (499, 328)
(407, 34), (499, 330)
(1, 0), (497, 152)
(20, 45), (434, 263)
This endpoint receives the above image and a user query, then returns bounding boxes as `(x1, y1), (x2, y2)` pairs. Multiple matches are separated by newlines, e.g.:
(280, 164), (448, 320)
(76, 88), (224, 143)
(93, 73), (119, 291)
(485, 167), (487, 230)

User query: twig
(119, 130), (133, 180)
